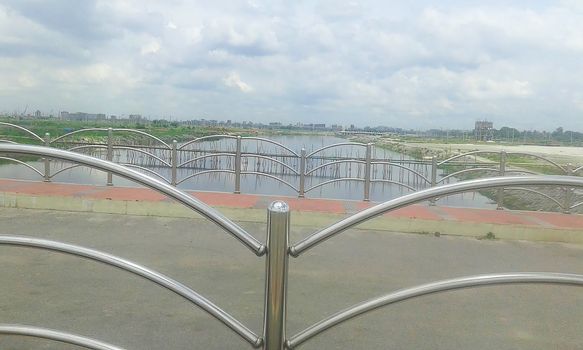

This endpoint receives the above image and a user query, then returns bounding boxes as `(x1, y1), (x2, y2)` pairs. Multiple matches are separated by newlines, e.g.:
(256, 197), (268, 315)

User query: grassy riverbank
(0, 117), (333, 143)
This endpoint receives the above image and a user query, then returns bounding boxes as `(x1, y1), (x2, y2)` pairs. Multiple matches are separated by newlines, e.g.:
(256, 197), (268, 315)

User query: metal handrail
(50, 128), (109, 143)
(286, 272), (583, 348)
(0, 122), (45, 142)
(306, 142), (366, 158)
(112, 128), (171, 149)
(178, 153), (235, 168)
(305, 159), (366, 176)
(241, 171), (299, 192)
(369, 179), (416, 191)
(0, 156), (44, 177)
(0, 144), (265, 256)
(242, 137), (300, 157)
(0, 324), (126, 350)
(304, 177), (364, 193)
(0, 139), (18, 144)
(120, 163), (171, 184)
(0, 235), (261, 347)
(437, 167), (500, 184)
(176, 169), (235, 185)
(51, 128), (171, 149)
(49, 164), (85, 179)
(241, 154), (299, 175)
(112, 146), (171, 167)
(178, 135), (238, 150)
(290, 176), (583, 256)
(504, 187), (565, 210)
(437, 150), (500, 166)
(506, 152), (567, 173)
(371, 161), (431, 184)
(68, 144), (108, 152)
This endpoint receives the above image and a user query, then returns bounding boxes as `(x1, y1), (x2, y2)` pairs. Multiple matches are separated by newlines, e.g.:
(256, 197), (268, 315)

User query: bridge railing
(1, 122), (583, 211)
(1, 143), (582, 349)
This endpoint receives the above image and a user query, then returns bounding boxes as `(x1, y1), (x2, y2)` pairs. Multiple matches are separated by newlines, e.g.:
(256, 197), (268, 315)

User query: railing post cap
(268, 200), (289, 213)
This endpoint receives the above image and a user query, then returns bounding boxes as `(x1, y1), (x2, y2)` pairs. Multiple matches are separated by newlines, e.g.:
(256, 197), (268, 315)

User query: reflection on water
(0, 135), (496, 208)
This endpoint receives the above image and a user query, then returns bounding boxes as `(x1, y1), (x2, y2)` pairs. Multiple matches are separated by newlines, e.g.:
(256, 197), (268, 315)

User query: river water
(0, 135), (495, 208)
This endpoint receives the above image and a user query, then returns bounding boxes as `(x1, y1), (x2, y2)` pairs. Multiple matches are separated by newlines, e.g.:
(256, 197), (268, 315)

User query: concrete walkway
(0, 179), (582, 244)
(0, 208), (581, 350)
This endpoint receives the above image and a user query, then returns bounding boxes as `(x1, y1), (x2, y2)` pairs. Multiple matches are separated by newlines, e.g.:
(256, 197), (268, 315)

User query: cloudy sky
(1, 0), (583, 130)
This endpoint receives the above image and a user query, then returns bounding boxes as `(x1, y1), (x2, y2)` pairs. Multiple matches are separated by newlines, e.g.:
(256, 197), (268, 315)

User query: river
(0, 135), (495, 208)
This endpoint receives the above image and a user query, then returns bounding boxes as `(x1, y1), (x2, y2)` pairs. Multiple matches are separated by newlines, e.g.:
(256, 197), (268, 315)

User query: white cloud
(140, 40), (160, 55)
(223, 72), (254, 93)
(1, 0), (583, 130)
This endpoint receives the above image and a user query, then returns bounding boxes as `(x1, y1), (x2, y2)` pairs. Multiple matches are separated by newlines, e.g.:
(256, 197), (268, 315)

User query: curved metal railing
(0, 324), (127, 350)
(0, 122), (45, 143)
(1, 143), (582, 349)
(290, 175), (583, 256)
(1, 122), (582, 208)
(0, 143), (268, 348)
(0, 144), (264, 255)
(286, 272), (583, 348)
(242, 136), (299, 157)
(306, 142), (367, 158)
(0, 235), (261, 347)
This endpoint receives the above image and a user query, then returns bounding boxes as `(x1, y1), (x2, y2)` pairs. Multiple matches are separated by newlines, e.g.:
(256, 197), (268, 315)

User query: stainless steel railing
(0, 144), (582, 349)
(1, 121), (583, 210)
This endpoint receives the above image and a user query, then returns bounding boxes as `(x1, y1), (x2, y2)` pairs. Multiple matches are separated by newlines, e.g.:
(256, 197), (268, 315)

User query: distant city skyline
(1, 1), (583, 131)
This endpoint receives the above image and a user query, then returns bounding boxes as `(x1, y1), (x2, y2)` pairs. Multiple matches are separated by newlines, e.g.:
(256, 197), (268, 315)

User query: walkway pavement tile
(1, 179), (582, 230)
(188, 191), (258, 208)
(526, 211), (583, 229)
(87, 186), (168, 201)
(2, 180), (95, 197)
(283, 197), (346, 214)
(439, 207), (540, 226)
(356, 202), (442, 220)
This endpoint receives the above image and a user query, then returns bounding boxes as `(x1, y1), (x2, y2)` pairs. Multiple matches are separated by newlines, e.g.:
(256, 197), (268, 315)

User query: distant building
(60, 111), (106, 121)
(34, 110), (41, 118)
(129, 114), (142, 121)
(475, 120), (494, 141)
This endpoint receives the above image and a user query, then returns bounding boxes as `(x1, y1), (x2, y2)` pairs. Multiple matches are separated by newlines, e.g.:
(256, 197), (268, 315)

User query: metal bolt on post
(363, 143), (372, 201)
(496, 150), (506, 210)
(43, 133), (51, 182)
(234, 136), (242, 194)
(171, 140), (178, 186)
(263, 201), (290, 350)
(106, 127), (113, 186)
(299, 148), (306, 198)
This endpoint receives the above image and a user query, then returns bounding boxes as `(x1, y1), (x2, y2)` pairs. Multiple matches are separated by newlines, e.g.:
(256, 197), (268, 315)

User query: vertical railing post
(106, 127), (113, 186)
(363, 143), (372, 201)
(263, 201), (290, 350)
(299, 148), (306, 198)
(43, 132), (50, 182)
(171, 140), (178, 186)
(234, 136), (242, 194)
(429, 156), (437, 206)
(496, 150), (506, 210)
(563, 163), (574, 214)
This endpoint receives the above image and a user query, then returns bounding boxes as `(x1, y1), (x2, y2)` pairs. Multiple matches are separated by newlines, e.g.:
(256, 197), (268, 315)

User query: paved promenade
(0, 178), (582, 244)
(0, 208), (582, 349)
